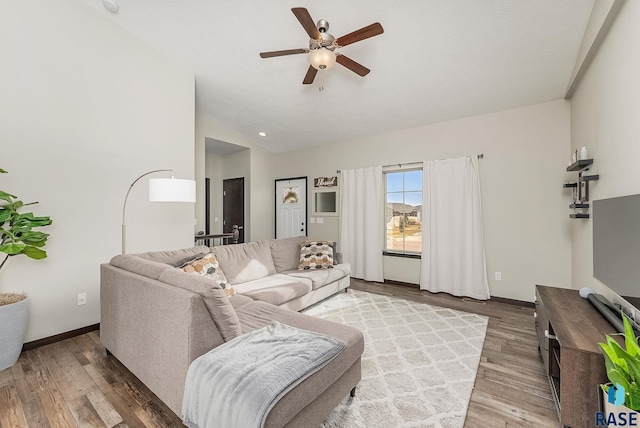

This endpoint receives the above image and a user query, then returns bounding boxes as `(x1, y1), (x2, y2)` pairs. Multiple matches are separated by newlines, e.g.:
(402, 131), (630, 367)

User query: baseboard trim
(491, 296), (534, 308)
(382, 279), (534, 308)
(383, 279), (419, 288)
(22, 323), (100, 352)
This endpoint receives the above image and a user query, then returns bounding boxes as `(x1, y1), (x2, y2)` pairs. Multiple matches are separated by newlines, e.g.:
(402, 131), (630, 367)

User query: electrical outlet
(77, 293), (87, 306)
(495, 272), (502, 281)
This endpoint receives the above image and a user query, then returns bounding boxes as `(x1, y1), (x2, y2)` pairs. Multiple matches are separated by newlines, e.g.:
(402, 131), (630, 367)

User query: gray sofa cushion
(137, 245), (210, 265)
(269, 236), (308, 272)
(229, 293), (254, 310)
(233, 274), (312, 306)
(158, 269), (242, 342)
(110, 246), (211, 280)
(110, 254), (174, 280)
(283, 264), (351, 290)
(211, 240), (277, 284)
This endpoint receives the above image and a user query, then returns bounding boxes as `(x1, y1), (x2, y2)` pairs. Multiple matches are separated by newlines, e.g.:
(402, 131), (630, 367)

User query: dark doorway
(205, 178), (210, 235)
(223, 177), (245, 243)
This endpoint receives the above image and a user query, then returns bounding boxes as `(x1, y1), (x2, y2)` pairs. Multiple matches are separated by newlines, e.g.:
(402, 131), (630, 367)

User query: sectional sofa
(100, 236), (363, 427)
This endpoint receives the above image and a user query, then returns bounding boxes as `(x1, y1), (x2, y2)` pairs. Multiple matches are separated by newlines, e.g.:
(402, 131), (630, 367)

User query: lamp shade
(309, 48), (336, 70)
(149, 177), (196, 203)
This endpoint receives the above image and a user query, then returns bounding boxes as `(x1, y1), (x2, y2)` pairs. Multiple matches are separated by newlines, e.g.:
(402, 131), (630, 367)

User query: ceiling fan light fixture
(309, 48), (336, 70)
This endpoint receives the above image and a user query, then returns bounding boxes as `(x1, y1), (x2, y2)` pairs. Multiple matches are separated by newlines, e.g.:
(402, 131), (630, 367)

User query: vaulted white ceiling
(80, 0), (595, 153)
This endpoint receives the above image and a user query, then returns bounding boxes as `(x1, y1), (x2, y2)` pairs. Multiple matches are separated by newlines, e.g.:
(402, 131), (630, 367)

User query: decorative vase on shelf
(580, 147), (588, 160)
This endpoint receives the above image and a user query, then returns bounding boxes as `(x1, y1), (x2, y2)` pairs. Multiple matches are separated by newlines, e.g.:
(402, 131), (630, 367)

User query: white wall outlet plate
(77, 293), (87, 306)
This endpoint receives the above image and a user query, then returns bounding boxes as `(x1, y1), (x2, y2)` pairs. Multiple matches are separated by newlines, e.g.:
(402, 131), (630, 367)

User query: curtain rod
(336, 153), (483, 173)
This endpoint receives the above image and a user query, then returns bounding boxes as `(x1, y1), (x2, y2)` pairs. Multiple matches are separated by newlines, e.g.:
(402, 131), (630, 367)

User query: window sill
(382, 251), (421, 260)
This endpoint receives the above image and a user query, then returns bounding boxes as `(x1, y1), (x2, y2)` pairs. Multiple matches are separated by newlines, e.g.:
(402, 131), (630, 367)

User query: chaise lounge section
(100, 236), (363, 427)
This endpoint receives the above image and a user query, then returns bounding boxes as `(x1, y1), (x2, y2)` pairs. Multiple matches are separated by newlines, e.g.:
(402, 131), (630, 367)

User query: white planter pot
(0, 297), (28, 371)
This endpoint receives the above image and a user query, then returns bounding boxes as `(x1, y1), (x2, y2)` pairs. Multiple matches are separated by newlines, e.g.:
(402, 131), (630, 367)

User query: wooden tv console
(535, 285), (618, 428)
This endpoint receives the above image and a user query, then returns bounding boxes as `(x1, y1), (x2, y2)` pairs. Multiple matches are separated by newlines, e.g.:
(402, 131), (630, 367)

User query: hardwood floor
(0, 280), (559, 428)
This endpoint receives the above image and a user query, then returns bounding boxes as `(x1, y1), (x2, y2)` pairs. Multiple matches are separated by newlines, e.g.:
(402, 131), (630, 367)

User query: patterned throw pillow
(298, 241), (334, 270)
(182, 253), (235, 297)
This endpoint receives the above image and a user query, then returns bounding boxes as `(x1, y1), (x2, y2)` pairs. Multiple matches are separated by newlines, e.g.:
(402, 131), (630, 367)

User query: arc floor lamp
(121, 169), (196, 254)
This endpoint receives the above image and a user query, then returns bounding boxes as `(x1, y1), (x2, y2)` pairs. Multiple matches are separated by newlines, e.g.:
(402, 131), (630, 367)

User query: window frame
(383, 166), (423, 256)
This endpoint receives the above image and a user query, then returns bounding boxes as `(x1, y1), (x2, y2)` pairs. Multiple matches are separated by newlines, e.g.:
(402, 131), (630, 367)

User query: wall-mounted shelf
(569, 203), (589, 209)
(564, 156), (598, 219)
(566, 159), (593, 172)
(570, 213), (590, 219)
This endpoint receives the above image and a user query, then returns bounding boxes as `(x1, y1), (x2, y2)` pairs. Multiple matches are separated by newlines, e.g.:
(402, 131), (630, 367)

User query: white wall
(0, 1), (195, 341)
(570, 0), (640, 312)
(273, 100), (572, 301)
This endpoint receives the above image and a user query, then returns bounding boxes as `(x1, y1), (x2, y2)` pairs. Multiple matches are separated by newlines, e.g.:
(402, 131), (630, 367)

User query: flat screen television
(593, 193), (640, 310)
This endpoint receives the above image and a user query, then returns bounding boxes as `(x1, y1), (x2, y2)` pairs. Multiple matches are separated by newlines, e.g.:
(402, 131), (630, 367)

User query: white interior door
(275, 177), (307, 239)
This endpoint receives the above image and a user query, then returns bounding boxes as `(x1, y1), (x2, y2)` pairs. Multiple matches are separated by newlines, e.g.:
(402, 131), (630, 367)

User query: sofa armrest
(100, 264), (223, 415)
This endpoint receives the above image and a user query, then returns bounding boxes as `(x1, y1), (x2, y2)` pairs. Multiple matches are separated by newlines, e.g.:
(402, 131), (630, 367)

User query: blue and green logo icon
(608, 383), (626, 407)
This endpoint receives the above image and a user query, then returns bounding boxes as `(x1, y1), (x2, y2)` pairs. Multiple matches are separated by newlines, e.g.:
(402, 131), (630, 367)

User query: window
(384, 169), (423, 255)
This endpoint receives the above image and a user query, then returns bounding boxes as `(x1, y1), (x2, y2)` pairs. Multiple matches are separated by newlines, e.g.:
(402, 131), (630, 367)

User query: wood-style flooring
(0, 280), (559, 428)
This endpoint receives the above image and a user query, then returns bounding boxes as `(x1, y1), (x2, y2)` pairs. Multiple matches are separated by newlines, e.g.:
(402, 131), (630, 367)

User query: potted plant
(599, 313), (640, 420)
(0, 168), (52, 371)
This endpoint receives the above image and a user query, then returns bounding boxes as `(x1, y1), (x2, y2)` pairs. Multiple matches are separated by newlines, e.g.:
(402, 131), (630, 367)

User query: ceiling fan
(259, 7), (384, 85)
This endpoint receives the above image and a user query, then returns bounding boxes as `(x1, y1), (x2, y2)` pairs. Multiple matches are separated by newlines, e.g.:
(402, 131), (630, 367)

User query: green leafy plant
(600, 313), (640, 410)
(0, 168), (52, 282)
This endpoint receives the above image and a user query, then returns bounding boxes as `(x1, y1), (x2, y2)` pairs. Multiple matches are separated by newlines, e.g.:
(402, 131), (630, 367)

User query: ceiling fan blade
(292, 8), (320, 39)
(303, 66), (318, 85)
(336, 22), (384, 47)
(260, 49), (308, 58)
(336, 55), (370, 77)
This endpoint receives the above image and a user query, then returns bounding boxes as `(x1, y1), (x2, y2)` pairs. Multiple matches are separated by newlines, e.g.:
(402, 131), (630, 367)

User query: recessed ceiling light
(258, 132), (267, 137)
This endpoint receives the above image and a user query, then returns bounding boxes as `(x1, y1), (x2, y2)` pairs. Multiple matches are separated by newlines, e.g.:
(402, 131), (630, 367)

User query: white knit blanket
(182, 322), (346, 428)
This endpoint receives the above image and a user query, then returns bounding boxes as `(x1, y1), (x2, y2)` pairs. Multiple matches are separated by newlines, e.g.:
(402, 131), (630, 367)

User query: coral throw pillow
(182, 253), (235, 296)
(298, 241), (334, 270)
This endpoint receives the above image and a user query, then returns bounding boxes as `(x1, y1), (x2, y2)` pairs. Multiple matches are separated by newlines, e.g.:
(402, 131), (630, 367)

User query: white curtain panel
(420, 156), (490, 300)
(339, 167), (384, 282)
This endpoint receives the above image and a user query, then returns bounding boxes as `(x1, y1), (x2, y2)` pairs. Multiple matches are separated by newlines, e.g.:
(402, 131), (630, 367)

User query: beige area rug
(302, 289), (488, 428)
